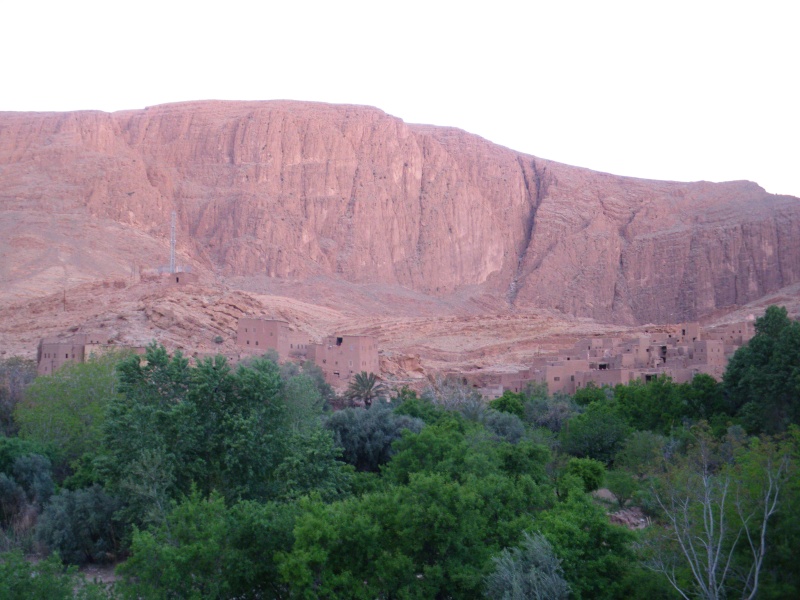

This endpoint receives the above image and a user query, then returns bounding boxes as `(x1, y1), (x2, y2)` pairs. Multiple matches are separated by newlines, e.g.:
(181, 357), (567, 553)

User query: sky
(3, 0), (798, 197)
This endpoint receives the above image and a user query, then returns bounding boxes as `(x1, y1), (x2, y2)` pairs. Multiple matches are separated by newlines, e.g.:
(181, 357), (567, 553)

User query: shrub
(565, 457), (605, 493)
(12, 454), (53, 505)
(489, 391), (525, 419)
(0, 474), (25, 527)
(485, 532), (570, 600)
(573, 382), (610, 406)
(482, 409), (526, 444)
(0, 550), (75, 598)
(561, 403), (630, 464)
(36, 485), (125, 565)
(325, 404), (424, 472)
(524, 394), (581, 433)
(604, 469), (638, 508)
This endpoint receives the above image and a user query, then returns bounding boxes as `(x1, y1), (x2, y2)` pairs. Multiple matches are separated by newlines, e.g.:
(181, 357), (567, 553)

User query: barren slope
(2, 100), (799, 375)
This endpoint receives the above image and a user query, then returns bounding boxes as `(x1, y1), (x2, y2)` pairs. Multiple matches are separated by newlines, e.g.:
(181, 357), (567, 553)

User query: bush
(0, 549), (110, 599)
(0, 474), (25, 527)
(565, 457), (605, 493)
(118, 492), (298, 600)
(485, 532), (570, 600)
(573, 382), (610, 406)
(562, 403), (630, 464)
(12, 454), (53, 505)
(325, 404), (425, 472)
(489, 391), (525, 419)
(524, 394), (581, 433)
(482, 409), (526, 444)
(605, 469), (638, 508)
(0, 549), (74, 598)
(0, 358), (37, 437)
(36, 485), (125, 565)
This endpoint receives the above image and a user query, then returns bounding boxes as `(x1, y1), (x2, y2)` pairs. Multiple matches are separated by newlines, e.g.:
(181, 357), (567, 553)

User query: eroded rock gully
(2, 100), (799, 328)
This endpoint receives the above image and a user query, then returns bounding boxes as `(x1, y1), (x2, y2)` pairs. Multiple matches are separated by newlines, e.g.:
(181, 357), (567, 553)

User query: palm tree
(346, 371), (387, 408)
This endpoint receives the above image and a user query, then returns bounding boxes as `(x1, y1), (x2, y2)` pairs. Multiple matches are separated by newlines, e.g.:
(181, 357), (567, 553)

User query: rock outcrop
(2, 100), (799, 324)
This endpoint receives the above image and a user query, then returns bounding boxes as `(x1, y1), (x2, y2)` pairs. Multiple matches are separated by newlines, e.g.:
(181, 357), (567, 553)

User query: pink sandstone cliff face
(1, 100), (798, 325)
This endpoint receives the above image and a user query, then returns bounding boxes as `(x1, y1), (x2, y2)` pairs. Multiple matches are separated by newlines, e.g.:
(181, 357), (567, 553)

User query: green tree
(681, 373), (726, 422)
(644, 428), (792, 600)
(0, 357), (36, 437)
(0, 549), (111, 599)
(346, 371), (387, 408)
(605, 469), (638, 508)
(325, 403), (425, 472)
(615, 430), (668, 477)
(102, 346), (291, 520)
(724, 306), (800, 433)
(539, 492), (635, 600)
(273, 428), (353, 502)
(573, 381), (609, 406)
(15, 353), (123, 476)
(490, 391), (525, 419)
(562, 402), (631, 464)
(35, 485), (124, 565)
(565, 457), (605, 493)
(118, 491), (299, 600)
(614, 376), (686, 434)
(280, 471), (545, 599)
(283, 373), (325, 432)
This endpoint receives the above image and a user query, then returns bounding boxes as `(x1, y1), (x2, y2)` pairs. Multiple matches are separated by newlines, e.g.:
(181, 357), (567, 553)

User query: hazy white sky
(3, 0), (798, 197)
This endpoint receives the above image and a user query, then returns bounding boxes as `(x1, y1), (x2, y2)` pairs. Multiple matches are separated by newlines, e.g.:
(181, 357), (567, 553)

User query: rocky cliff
(2, 100), (798, 324)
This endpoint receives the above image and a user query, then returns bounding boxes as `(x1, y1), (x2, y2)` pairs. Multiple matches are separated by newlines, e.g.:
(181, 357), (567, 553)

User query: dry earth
(2, 101), (800, 382)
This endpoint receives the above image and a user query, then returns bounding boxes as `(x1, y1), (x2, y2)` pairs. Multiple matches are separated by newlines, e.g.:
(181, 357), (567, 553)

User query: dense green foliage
(725, 305), (800, 433)
(324, 402), (425, 472)
(16, 353), (123, 476)
(1, 305), (799, 598)
(36, 485), (124, 564)
(0, 549), (109, 599)
(0, 357), (36, 437)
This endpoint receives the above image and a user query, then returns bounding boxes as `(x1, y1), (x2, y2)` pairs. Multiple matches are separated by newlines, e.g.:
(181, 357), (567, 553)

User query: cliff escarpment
(1, 100), (798, 324)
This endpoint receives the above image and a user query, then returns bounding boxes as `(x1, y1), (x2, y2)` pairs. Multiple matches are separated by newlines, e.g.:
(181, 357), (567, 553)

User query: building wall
(236, 318), (310, 361)
(487, 321), (753, 398)
(308, 335), (379, 385)
(704, 322), (755, 347)
(37, 339), (86, 376)
(36, 333), (134, 376)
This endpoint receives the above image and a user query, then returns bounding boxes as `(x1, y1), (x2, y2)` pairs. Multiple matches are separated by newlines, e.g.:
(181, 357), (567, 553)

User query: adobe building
(36, 333), (144, 376)
(469, 320), (753, 399)
(236, 318), (311, 362)
(307, 335), (380, 385)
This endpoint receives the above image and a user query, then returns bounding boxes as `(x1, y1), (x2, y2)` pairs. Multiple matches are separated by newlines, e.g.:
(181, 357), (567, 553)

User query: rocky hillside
(2, 100), (799, 325)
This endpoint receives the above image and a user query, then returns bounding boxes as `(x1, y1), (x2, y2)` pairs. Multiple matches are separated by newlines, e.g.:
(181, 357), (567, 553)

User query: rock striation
(1, 100), (799, 324)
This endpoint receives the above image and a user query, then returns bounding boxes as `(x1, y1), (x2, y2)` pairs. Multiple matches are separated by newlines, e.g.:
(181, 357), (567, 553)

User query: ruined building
(473, 321), (754, 398)
(235, 318), (311, 362)
(307, 335), (380, 385)
(36, 334), (143, 376)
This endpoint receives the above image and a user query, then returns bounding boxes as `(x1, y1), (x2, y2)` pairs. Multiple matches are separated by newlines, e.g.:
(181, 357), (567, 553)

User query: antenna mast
(169, 211), (176, 273)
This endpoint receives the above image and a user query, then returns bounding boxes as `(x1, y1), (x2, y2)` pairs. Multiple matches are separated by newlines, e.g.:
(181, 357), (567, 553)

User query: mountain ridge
(1, 100), (799, 328)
